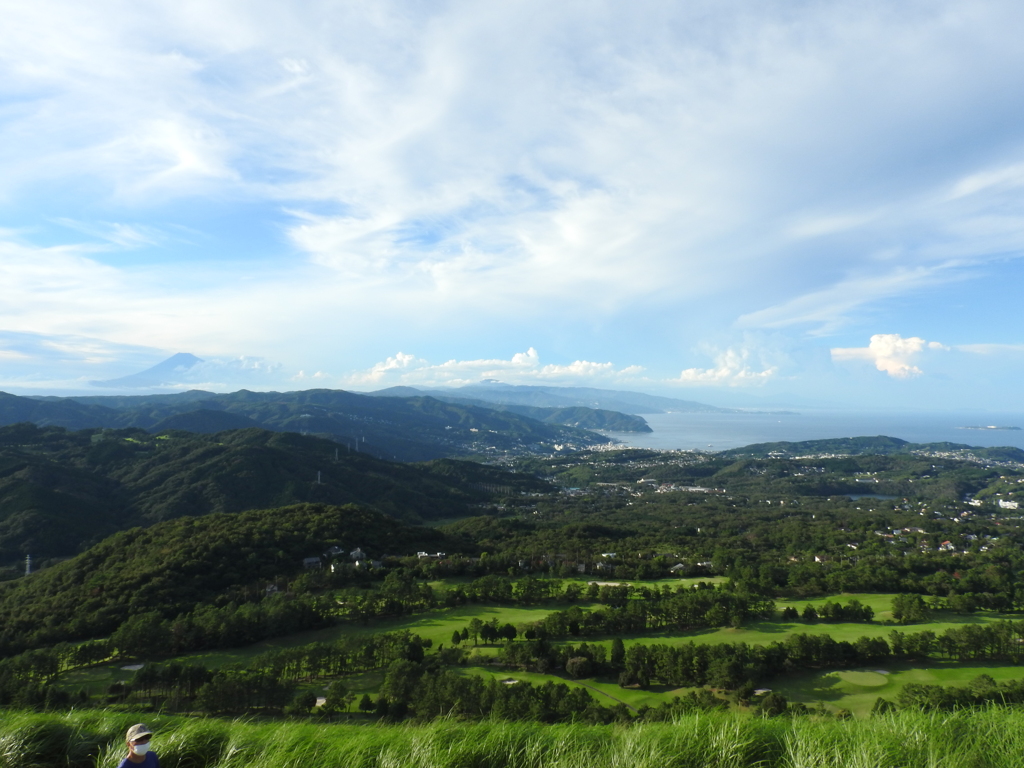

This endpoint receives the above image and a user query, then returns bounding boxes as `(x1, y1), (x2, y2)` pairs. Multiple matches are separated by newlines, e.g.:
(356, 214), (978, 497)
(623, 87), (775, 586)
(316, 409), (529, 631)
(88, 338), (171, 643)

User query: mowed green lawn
(771, 660), (1024, 718)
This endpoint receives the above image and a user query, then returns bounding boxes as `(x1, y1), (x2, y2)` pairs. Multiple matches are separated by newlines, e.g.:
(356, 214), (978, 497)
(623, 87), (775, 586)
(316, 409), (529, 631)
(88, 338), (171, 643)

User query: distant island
(958, 425), (1021, 431)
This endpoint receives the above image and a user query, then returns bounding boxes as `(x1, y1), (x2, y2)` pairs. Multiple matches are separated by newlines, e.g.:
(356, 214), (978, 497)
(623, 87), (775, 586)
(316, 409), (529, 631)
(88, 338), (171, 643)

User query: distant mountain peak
(91, 352), (205, 388)
(159, 352), (204, 369)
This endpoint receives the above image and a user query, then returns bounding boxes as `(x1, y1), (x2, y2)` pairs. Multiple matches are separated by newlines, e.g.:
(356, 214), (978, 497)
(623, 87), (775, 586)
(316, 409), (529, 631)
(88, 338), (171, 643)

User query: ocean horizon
(605, 409), (1024, 452)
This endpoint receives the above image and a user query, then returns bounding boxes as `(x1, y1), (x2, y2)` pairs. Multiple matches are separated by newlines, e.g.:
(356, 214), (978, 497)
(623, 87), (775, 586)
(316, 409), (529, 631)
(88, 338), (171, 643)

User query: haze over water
(608, 411), (1024, 452)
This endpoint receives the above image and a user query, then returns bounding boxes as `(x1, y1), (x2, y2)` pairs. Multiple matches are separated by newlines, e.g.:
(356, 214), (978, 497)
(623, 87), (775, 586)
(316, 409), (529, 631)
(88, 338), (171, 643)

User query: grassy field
(7, 707), (1024, 767)
(772, 659), (1024, 718)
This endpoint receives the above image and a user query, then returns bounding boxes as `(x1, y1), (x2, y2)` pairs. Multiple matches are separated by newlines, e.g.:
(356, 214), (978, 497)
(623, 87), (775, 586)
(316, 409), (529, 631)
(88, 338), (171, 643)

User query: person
(118, 724), (160, 767)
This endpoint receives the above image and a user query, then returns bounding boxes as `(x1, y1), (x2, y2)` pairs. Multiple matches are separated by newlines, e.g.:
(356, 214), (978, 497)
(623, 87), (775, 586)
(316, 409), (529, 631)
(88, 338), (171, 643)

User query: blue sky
(2, 0), (1023, 409)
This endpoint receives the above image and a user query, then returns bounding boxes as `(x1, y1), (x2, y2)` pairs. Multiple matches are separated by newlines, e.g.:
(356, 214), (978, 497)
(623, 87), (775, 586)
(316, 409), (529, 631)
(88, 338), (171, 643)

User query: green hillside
(0, 424), (549, 564)
(0, 502), (460, 654)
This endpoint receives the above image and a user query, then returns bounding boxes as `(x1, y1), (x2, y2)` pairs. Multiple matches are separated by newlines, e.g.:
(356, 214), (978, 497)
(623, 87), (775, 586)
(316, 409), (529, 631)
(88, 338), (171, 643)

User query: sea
(603, 410), (1024, 452)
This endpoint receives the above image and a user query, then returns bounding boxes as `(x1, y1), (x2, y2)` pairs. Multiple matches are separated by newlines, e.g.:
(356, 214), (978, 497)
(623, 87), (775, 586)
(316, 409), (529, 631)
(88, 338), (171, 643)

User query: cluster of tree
(377, 657), (626, 723)
(889, 621), (1024, 662)
(0, 640), (106, 708)
(450, 618), (519, 646)
(781, 599), (874, 623)
(115, 662), (213, 705)
(110, 594), (333, 658)
(519, 587), (775, 639)
(97, 631), (434, 715)
(870, 674), (1024, 713)
(490, 621), (1024, 692)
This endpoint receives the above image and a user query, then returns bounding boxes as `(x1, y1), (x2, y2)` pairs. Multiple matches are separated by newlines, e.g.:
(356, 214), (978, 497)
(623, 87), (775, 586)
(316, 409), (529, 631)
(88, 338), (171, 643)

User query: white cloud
(948, 162), (1024, 200)
(679, 348), (777, 386)
(291, 370), (329, 381)
(955, 343), (1024, 355)
(831, 333), (949, 378)
(52, 219), (160, 250)
(342, 348), (644, 389)
(153, 357), (284, 390)
(1, 1), (1024, 405)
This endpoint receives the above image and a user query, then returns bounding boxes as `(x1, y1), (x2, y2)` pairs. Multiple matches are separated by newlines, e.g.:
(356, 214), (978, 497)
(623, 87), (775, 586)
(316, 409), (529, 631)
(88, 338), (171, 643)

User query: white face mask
(132, 743), (150, 755)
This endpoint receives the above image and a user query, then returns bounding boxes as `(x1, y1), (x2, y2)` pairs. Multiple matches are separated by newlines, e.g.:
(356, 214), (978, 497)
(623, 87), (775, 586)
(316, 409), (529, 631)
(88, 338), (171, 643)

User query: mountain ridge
(370, 383), (738, 415)
(7, 388), (615, 461)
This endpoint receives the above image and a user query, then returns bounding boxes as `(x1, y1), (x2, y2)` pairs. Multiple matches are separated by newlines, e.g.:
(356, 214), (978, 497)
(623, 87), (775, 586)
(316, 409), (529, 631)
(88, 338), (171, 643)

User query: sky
(2, 0), (1023, 410)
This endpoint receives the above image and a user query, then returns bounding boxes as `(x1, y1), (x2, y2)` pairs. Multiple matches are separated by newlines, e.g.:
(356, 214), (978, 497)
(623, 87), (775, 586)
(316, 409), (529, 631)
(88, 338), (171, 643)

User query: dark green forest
(0, 424), (547, 562)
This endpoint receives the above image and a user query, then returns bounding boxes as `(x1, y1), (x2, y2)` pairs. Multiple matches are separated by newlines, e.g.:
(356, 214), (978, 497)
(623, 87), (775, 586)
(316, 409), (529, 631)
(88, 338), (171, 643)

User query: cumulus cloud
(831, 333), (948, 378)
(342, 348), (643, 389)
(679, 348), (777, 386)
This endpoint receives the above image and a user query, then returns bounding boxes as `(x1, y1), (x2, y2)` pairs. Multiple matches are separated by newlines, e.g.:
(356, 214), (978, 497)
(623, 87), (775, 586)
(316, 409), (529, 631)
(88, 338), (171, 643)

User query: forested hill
(370, 383), (737, 414)
(12, 388), (615, 460)
(0, 424), (548, 564)
(0, 503), (460, 654)
(720, 436), (1024, 462)
(370, 392), (652, 432)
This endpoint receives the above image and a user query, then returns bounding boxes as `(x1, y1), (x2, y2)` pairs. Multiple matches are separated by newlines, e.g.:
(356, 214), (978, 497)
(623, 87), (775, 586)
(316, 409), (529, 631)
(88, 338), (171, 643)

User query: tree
(760, 692), (788, 717)
(801, 605), (818, 622)
(323, 680), (352, 713)
(565, 657), (593, 679)
(451, 630), (462, 647)
(734, 679), (756, 705)
(358, 693), (374, 713)
(381, 659), (421, 703)
(468, 618), (483, 645)
(610, 637), (625, 669)
(110, 611), (171, 658)
(286, 690), (317, 715)
(705, 604), (728, 626)
(892, 594), (927, 625)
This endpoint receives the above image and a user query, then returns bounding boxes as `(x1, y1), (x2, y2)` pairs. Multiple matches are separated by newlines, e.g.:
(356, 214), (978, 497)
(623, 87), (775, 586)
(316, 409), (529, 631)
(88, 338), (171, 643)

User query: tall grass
(2, 708), (1023, 768)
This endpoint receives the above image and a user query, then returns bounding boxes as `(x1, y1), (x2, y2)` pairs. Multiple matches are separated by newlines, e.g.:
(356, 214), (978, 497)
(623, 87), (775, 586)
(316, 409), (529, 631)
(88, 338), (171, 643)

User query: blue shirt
(118, 751), (159, 768)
